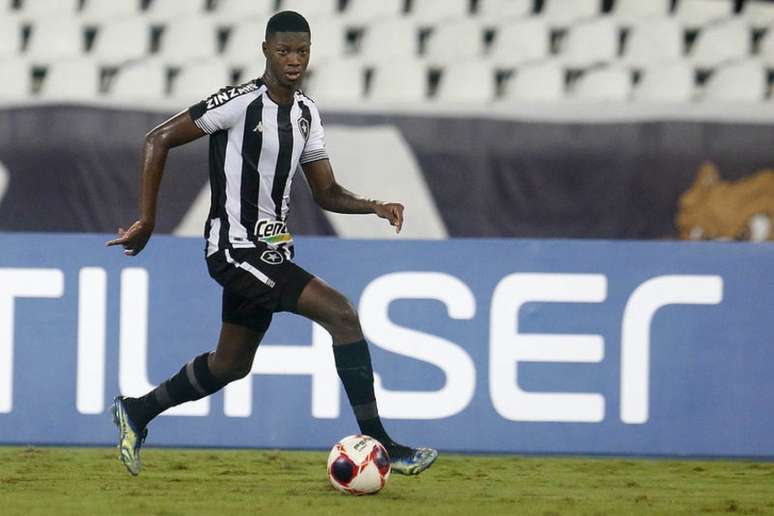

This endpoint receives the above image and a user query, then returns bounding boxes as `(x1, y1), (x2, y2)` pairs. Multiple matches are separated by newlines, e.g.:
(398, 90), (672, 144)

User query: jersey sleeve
(300, 102), (329, 165)
(188, 83), (256, 134)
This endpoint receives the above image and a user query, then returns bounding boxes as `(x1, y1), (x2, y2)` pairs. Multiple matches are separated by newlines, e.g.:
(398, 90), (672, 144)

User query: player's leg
(295, 277), (438, 475)
(113, 321), (264, 475)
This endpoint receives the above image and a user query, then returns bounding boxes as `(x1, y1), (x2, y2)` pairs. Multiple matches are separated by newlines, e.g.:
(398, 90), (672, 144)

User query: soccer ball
(327, 435), (391, 495)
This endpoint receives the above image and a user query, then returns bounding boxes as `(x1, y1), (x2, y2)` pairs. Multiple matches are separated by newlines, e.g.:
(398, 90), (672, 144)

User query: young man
(106, 11), (437, 477)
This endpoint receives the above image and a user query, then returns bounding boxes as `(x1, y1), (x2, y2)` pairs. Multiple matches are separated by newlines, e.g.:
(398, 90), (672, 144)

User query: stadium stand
(488, 18), (551, 67)
(369, 59), (427, 103)
(539, 0), (600, 29)
(632, 62), (695, 102)
(701, 58), (767, 101)
(144, 0), (208, 23)
(0, 0), (772, 105)
(570, 65), (632, 101)
(342, 0), (404, 26)
(560, 17), (619, 68)
(425, 19), (486, 66)
(108, 59), (167, 101)
(612, 0), (672, 27)
(171, 59), (233, 104)
(435, 60), (496, 103)
(620, 18), (684, 68)
(25, 17), (84, 64)
(211, 0), (275, 24)
(38, 58), (100, 100)
(79, 0), (142, 23)
(0, 58), (30, 99)
(740, 0), (774, 28)
(502, 60), (565, 101)
(673, 0), (735, 29)
(89, 17), (150, 66)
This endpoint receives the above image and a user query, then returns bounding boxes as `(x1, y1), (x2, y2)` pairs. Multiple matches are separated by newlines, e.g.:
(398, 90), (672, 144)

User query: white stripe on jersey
(257, 99), (279, 221)
(224, 105), (250, 244)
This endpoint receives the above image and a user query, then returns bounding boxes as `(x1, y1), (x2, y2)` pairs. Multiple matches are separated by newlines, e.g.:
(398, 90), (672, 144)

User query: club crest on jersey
(260, 249), (284, 265)
(298, 116), (310, 141)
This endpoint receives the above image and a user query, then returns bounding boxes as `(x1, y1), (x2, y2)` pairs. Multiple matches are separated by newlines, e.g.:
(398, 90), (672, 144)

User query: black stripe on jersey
(240, 96), (264, 234)
(208, 130), (231, 249)
(271, 105), (294, 220)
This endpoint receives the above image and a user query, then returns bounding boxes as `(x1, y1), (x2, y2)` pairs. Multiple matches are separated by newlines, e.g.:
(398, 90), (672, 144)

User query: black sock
(124, 352), (227, 429)
(333, 340), (409, 457)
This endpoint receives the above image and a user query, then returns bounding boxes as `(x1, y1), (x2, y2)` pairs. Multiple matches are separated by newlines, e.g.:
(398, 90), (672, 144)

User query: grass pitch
(1, 447), (773, 515)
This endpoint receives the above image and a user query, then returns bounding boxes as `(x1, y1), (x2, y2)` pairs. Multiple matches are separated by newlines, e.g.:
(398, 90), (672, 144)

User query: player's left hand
(374, 202), (404, 233)
(106, 220), (155, 256)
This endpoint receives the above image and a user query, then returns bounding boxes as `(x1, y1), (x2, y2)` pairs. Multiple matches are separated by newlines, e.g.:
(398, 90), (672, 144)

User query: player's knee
(210, 356), (252, 383)
(336, 300), (360, 331)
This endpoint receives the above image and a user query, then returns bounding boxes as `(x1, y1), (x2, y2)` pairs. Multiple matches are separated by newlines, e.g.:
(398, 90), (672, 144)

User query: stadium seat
(222, 20), (265, 70)
(280, 0), (339, 19)
(20, 0), (80, 20)
(305, 59), (365, 104)
(89, 17), (150, 66)
(689, 19), (750, 69)
(156, 17), (219, 67)
(39, 58), (101, 100)
(539, 0), (600, 29)
(424, 19), (486, 66)
(0, 59), (31, 99)
(740, 0), (774, 30)
(673, 0), (733, 30)
(109, 60), (167, 101)
(369, 60), (427, 103)
(569, 66), (632, 101)
(342, 0), (404, 25)
(476, 0), (532, 25)
(172, 61), (234, 104)
(211, 0), (275, 24)
(560, 17), (619, 69)
(435, 61), (496, 103)
(502, 61), (564, 101)
(143, 0), (208, 24)
(410, 0), (470, 26)
(25, 18), (85, 64)
(0, 17), (22, 58)
(307, 17), (348, 63)
(701, 59), (767, 102)
(612, 0), (671, 26)
(488, 18), (550, 68)
(80, 0), (142, 23)
(620, 18), (683, 68)
(358, 18), (419, 65)
(758, 29), (774, 67)
(632, 62), (695, 102)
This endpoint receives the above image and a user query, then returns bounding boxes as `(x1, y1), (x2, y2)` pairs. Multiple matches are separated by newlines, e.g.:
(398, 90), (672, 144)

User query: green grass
(1, 447), (773, 515)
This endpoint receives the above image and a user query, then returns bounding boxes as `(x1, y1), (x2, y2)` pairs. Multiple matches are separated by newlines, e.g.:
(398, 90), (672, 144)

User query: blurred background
(1, 0), (773, 242)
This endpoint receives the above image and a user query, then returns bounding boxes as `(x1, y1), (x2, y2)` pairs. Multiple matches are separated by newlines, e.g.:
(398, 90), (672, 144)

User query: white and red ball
(327, 435), (391, 495)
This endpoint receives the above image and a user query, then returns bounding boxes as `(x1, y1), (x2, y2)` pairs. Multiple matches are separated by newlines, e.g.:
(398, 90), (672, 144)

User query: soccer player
(106, 11), (438, 477)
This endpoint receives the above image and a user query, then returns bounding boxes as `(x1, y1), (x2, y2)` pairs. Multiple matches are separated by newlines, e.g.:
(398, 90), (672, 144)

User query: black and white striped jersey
(188, 78), (328, 258)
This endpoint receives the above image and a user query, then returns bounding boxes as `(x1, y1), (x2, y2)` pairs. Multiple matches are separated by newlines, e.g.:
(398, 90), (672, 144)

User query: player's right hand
(106, 220), (154, 256)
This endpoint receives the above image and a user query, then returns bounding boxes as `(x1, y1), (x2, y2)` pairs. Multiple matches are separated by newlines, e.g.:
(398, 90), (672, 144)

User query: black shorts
(206, 245), (315, 333)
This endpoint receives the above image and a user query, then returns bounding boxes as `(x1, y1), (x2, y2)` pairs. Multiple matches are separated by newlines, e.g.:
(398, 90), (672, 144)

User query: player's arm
(107, 111), (206, 255)
(301, 158), (404, 233)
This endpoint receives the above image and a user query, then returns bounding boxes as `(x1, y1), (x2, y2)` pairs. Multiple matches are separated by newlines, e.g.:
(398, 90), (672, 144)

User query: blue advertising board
(0, 233), (773, 457)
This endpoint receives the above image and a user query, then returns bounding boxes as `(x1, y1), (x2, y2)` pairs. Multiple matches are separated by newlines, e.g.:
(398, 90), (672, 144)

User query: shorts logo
(261, 250), (284, 265)
(298, 116), (310, 141)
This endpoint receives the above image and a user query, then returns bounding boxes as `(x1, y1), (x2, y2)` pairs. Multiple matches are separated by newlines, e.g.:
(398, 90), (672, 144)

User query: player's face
(263, 32), (311, 88)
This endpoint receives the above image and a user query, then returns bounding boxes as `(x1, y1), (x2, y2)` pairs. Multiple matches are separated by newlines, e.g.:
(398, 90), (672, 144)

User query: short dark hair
(265, 11), (310, 40)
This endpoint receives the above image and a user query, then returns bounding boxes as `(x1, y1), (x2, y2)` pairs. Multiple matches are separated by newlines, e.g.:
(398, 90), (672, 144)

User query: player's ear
(261, 41), (268, 57)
